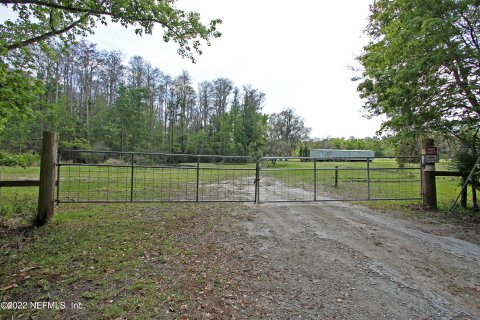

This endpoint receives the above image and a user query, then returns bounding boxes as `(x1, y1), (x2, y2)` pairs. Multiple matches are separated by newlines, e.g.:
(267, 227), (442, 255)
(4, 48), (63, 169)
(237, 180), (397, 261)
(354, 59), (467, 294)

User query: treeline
(304, 137), (390, 157)
(0, 40), (274, 157)
(4, 39), (451, 160)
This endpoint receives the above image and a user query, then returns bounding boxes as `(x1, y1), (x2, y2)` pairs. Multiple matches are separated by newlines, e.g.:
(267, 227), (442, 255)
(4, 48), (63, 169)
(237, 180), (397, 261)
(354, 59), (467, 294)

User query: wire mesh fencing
(57, 152), (421, 204)
(57, 151), (257, 203)
(257, 157), (421, 202)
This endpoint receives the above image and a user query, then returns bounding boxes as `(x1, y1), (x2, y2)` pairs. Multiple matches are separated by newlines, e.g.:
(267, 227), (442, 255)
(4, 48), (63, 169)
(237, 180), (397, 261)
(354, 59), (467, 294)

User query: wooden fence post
(422, 138), (437, 210)
(461, 174), (468, 208)
(36, 131), (59, 226)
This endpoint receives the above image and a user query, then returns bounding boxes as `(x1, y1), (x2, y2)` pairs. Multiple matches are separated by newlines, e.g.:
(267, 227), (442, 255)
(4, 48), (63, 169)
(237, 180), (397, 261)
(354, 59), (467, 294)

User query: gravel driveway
(235, 201), (480, 319)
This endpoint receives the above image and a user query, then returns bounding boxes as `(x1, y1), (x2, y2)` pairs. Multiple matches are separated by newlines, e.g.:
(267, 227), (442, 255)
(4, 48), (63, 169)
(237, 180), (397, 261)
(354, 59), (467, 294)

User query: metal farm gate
(257, 156), (422, 202)
(57, 150), (257, 203)
(56, 151), (422, 204)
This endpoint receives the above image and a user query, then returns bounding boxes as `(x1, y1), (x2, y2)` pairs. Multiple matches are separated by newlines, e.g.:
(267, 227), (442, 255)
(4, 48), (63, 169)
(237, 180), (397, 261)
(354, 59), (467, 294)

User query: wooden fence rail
(0, 131), (59, 226)
(0, 180), (58, 187)
(434, 171), (463, 177)
(435, 170), (468, 208)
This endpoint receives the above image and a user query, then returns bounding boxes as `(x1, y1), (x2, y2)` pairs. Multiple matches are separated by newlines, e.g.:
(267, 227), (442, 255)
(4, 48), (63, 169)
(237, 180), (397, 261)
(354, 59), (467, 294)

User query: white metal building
(309, 149), (375, 161)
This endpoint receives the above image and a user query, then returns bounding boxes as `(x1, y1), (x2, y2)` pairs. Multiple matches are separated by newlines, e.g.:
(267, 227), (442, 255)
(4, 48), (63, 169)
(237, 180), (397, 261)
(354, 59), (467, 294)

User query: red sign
(425, 146), (438, 155)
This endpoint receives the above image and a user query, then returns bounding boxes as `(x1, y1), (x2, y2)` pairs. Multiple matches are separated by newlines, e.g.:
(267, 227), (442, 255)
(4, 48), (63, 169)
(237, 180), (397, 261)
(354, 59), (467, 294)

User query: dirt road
(236, 201), (480, 319)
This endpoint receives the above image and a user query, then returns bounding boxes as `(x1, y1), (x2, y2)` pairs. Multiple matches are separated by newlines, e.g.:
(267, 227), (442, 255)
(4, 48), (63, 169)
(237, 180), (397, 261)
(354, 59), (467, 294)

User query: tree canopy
(0, 39), (279, 156)
(356, 0), (479, 150)
(0, 0), (222, 135)
(0, 0), (222, 62)
(266, 108), (311, 156)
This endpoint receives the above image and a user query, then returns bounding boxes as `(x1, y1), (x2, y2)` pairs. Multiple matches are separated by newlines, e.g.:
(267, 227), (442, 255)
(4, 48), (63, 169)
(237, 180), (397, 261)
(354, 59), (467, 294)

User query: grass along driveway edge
(0, 202), (261, 319)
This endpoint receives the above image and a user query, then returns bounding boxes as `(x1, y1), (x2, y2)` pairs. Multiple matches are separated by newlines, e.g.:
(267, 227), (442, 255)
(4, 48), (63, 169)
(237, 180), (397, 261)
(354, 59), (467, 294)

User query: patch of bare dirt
(177, 176), (480, 319)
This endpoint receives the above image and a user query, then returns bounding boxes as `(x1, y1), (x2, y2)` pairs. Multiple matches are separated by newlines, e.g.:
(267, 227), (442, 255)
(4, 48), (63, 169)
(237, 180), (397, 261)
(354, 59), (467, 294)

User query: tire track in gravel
(242, 201), (480, 319)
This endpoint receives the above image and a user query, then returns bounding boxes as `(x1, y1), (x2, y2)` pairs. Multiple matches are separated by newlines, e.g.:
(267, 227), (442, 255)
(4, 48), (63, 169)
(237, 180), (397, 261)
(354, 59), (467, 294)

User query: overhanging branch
(6, 14), (89, 51)
(1, 0), (187, 40)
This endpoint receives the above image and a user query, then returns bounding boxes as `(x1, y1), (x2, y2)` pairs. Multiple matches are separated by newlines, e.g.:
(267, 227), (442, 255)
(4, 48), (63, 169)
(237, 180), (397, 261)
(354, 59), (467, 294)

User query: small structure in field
(309, 149), (374, 161)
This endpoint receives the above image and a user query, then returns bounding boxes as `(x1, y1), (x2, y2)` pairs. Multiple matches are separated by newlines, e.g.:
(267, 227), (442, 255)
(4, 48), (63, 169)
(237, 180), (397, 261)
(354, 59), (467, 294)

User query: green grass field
(0, 166), (39, 224)
(0, 159), (468, 225)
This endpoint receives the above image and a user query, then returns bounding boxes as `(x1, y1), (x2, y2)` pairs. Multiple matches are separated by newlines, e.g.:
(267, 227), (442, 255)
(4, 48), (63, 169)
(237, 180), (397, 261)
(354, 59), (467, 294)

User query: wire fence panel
(197, 167), (257, 202)
(315, 167), (369, 201)
(258, 167), (315, 201)
(57, 150), (257, 203)
(60, 164), (132, 202)
(58, 152), (421, 204)
(133, 166), (197, 202)
(258, 157), (421, 203)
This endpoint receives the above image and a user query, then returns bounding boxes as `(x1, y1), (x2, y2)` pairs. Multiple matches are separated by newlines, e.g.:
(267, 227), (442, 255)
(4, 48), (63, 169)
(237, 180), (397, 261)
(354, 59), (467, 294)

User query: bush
(0, 151), (39, 167)
(452, 149), (478, 174)
(103, 158), (128, 166)
(60, 139), (106, 163)
(59, 138), (92, 152)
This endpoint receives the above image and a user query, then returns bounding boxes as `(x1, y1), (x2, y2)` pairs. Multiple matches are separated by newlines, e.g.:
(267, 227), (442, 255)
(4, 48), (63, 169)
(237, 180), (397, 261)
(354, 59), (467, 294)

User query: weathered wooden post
(460, 174), (468, 208)
(422, 139), (437, 210)
(36, 131), (59, 226)
(255, 159), (260, 204)
(473, 179), (478, 211)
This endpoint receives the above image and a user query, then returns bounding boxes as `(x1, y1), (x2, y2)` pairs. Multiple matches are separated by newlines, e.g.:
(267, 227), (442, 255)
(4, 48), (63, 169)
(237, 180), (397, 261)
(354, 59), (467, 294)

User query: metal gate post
(56, 153), (61, 205)
(313, 159), (317, 201)
(130, 153), (135, 202)
(367, 158), (371, 200)
(255, 159), (260, 204)
(334, 166), (339, 187)
(196, 156), (200, 202)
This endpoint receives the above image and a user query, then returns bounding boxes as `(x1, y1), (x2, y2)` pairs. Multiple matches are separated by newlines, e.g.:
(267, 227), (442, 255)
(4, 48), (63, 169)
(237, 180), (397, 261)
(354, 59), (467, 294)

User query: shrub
(59, 139), (106, 163)
(0, 151), (39, 167)
(103, 158), (128, 166)
(59, 138), (92, 151)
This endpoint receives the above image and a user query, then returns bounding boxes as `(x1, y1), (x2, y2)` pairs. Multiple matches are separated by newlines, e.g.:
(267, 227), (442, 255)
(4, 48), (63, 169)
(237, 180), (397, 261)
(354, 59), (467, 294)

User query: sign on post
(423, 146), (439, 164)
